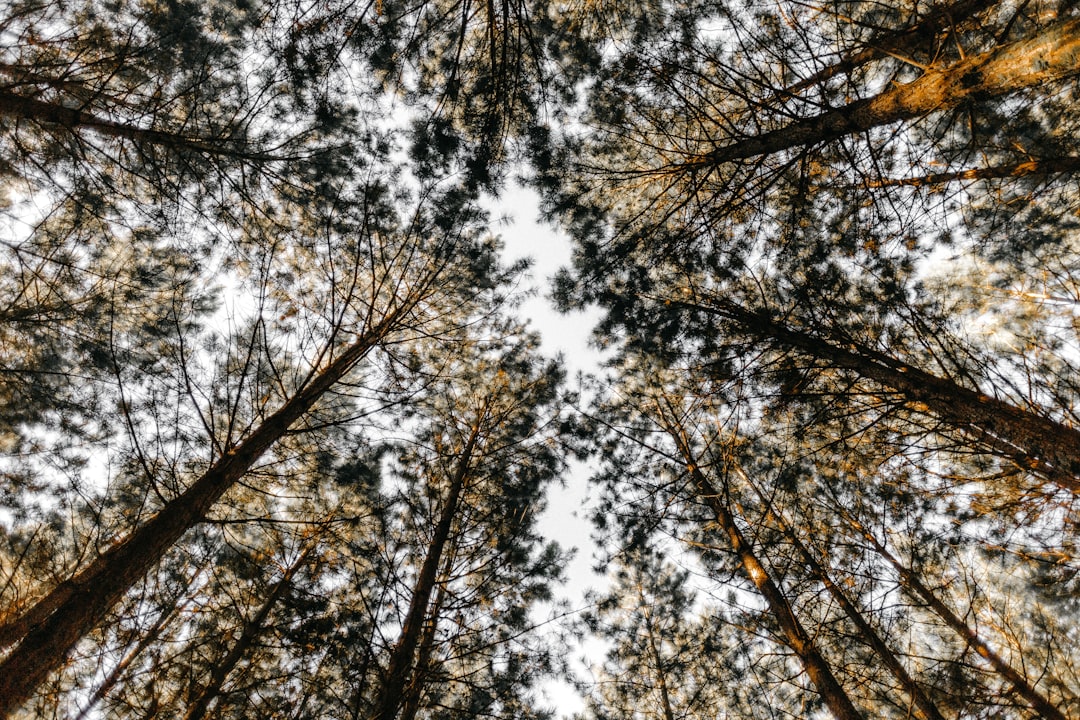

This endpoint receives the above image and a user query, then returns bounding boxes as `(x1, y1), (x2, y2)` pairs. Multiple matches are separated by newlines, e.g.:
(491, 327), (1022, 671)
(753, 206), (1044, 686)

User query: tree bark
(397, 552), (454, 720)
(684, 16), (1080, 169)
(0, 307), (409, 716)
(639, 585), (677, 720)
(845, 514), (1070, 720)
(367, 416), (484, 720)
(779, 0), (999, 99)
(677, 296), (1080, 491)
(658, 408), (866, 720)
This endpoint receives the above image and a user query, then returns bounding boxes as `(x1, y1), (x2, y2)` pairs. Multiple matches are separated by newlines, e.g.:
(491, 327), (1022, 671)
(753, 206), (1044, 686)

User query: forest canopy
(1, 1), (1079, 718)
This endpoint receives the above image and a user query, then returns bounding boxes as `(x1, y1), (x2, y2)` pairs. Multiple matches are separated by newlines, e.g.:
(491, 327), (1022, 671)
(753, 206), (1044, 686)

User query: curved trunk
(741, 470), (946, 720)
(845, 513), (1070, 720)
(779, 0), (999, 99)
(866, 156), (1080, 187)
(0, 90), (275, 162)
(182, 548), (312, 720)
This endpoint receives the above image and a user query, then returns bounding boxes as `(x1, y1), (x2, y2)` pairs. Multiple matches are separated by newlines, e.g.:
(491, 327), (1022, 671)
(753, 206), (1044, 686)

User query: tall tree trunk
(0, 306), (411, 716)
(367, 415), (484, 720)
(0, 90), (277, 162)
(779, 0), (999, 99)
(865, 156), (1080, 187)
(182, 547), (313, 720)
(657, 404), (866, 720)
(739, 468), (947, 720)
(397, 550), (455, 720)
(683, 16), (1080, 169)
(638, 585), (677, 720)
(676, 295), (1080, 490)
(71, 593), (191, 720)
(842, 510), (1070, 720)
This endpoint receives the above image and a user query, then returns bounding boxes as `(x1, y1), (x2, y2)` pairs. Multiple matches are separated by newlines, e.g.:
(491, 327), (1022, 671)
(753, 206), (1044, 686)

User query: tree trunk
(845, 512), (1070, 720)
(0, 308), (408, 716)
(0, 90), (275, 162)
(397, 552), (454, 720)
(866, 156), (1080, 187)
(740, 469), (946, 720)
(658, 408), (866, 720)
(367, 416), (484, 720)
(72, 594), (189, 720)
(779, 0), (999, 99)
(678, 296), (1080, 491)
(685, 16), (1080, 169)
(182, 548), (312, 720)
(639, 585), (677, 720)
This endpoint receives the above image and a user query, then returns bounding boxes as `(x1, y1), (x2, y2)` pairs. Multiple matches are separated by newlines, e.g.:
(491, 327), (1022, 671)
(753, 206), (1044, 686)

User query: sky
(484, 183), (611, 717)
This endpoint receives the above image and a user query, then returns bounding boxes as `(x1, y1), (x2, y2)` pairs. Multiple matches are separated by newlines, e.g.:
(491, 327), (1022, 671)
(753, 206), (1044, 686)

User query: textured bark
(72, 597), (187, 720)
(686, 16), (1080, 168)
(848, 517), (1070, 720)
(659, 412), (866, 720)
(367, 418), (483, 720)
(678, 296), (1080, 491)
(0, 308), (407, 715)
(780, 0), (999, 99)
(397, 554), (453, 720)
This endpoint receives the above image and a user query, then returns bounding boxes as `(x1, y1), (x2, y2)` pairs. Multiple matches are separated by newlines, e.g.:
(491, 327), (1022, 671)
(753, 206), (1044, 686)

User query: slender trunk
(397, 551), (454, 720)
(678, 296), (1080, 490)
(845, 514), (1070, 720)
(685, 17), (1080, 169)
(0, 90), (277, 162)
(368, 417), (483, 720)
(780, 0), (999, 99)
(71, 596), (187, 720)
(866, 156), (1080, 187)
(639, 586), (677, 720)
(740, 470), (946, 720)
(658, 409), (866, 720)
(0, 309), (407, 715)
(182, 548), (312, 720)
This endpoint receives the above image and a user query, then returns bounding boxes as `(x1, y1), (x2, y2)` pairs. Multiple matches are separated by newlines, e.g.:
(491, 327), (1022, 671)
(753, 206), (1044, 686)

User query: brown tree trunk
(367, 416), (484, 720)
(844, 514), (1070, 720)
(678, 296), (1080, 491)
(780, 0), (999, 99)
(740, 470), (946, 720)
(684, 16), (1080, 169)
(657, 408), (866, 720)
(182, 548), (312, 720)
(0, 308), (408, 716)
(72, 593), (190, 720)
(397, 551), (454, 720)
(866, 156), (1080, 187)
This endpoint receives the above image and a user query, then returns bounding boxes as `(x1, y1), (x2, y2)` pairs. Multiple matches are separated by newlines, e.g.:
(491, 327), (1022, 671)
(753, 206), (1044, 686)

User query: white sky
(483, 183), (611, 717)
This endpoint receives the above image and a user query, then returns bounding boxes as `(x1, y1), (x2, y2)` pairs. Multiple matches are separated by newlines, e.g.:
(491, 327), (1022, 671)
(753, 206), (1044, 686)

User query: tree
(363, 320), (569, 720)
(0, 165), (512, 713)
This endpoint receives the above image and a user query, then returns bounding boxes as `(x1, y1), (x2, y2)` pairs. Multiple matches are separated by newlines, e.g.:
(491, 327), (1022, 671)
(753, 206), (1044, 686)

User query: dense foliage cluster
(1, 1), (1079, 718)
